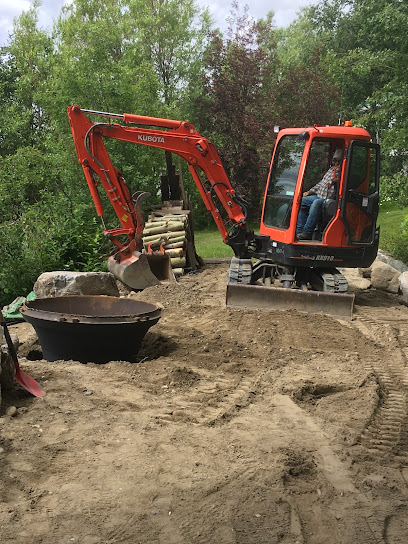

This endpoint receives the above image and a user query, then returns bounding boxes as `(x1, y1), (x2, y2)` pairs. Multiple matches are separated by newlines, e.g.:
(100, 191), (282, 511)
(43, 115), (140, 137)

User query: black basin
(21, 296), (161, 363)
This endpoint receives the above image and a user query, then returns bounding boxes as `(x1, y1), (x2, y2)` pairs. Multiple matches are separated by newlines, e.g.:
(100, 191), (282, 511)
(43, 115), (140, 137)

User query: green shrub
(389, 214), (408, 264)
(0, 146), (111, 307)
(0, 197), (109, 307)
(380, 171), (408, 208)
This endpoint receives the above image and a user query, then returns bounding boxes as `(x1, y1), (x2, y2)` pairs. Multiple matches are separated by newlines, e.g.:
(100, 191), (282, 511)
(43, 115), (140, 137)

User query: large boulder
(34, 271), (120, 298)
(376, 250), (408, 274)
(370, 260), (400, 294)
(399, 271), (408, 305)
(340, 268), (371, 290)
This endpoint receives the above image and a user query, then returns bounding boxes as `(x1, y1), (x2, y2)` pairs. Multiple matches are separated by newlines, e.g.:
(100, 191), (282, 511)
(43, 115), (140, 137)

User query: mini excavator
(68, 106), (380, 319)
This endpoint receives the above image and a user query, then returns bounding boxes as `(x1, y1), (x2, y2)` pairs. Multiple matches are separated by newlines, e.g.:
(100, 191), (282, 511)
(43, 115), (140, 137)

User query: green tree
(0, 49), (21, 155)
(128, 0), (212, 112)
(195, 4), (278, 222)
(195, 2), (342, 224)
(0, 1), (53, 155)
(47, 0), (216, 232)
(0, 146), (107, 307)
(48, 0), (159, 127)
(271, 8), (341, 127)
(307, 0), (408, 172)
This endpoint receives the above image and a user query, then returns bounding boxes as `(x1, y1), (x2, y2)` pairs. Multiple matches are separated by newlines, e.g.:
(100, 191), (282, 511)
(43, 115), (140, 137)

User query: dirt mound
(1, 262), (408, 543)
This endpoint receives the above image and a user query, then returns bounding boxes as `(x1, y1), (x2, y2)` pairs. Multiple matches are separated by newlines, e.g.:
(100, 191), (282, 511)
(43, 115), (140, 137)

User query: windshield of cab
(263, 135), (305, 229)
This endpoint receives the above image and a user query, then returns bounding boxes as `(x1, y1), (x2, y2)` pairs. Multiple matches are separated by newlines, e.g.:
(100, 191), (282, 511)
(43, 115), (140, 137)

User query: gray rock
(116, 280), (133, 297)
(399, 271), (408, 305)
(361, 267), (372, 279)
(5, 406), (17, 417)
(371, 260), (400, 294)
(34, 271), (120, 298)
(352, 277), (372, 290)
(376, 250), (408, 274)
(340, 268), (371, 290)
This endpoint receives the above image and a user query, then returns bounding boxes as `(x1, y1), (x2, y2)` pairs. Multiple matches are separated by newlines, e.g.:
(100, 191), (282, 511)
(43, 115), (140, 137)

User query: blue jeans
(297, 195), (324, 233)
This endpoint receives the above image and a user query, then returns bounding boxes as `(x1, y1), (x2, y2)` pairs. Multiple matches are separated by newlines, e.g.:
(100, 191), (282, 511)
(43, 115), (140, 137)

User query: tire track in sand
(354, 315), (408, 464)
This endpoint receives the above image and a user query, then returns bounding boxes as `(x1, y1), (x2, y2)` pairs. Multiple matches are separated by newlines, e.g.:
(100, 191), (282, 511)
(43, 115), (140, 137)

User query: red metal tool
(0, 310), (45, 398)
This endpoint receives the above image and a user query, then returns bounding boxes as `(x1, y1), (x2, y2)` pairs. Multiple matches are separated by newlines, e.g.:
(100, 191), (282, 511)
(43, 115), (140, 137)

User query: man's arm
(304, 167), (335, 197)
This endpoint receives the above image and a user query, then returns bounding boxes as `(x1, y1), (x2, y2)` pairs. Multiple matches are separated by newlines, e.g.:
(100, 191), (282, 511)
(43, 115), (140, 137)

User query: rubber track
(228, 258), (252, 285)
(320, 269), (349, 293)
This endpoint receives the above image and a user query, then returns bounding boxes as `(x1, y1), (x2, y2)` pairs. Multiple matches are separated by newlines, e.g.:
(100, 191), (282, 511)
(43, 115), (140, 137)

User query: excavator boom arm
(67, 106), (251, 256)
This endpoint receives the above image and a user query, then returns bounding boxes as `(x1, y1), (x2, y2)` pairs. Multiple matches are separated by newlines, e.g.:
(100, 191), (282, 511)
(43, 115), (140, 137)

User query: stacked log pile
(143, 200), (201, 277)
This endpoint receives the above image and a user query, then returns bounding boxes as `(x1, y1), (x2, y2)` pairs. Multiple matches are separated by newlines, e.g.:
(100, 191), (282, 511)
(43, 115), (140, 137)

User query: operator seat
(312, 198), (337, 241)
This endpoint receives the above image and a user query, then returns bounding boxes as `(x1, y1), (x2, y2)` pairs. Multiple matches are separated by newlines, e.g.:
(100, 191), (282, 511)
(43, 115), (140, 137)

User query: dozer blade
(107, 251), (175, 290)
(226, 283), (355, 320)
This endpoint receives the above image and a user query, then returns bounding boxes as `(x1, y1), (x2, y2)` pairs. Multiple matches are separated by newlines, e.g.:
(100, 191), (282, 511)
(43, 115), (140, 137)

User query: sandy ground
(1, 262), (408, 544)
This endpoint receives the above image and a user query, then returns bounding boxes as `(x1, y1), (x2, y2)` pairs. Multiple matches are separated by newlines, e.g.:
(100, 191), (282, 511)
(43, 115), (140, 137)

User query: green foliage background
(0, 0), (407, 306)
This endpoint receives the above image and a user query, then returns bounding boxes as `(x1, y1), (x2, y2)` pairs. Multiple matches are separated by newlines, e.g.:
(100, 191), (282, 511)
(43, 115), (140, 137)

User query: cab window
(263, 136), (305, 229)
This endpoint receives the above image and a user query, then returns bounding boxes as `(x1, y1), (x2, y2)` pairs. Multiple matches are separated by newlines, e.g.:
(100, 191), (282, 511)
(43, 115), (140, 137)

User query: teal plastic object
(2, 292), (37, 321)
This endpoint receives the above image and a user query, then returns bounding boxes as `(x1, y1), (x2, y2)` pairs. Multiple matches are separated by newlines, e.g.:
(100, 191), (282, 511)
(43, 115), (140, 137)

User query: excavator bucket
(107, 251), (175, 290)
(226, 283), (355, 320)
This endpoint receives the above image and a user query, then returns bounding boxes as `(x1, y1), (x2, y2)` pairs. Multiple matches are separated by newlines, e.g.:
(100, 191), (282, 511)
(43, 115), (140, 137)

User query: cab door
(341, 140), (380, 245)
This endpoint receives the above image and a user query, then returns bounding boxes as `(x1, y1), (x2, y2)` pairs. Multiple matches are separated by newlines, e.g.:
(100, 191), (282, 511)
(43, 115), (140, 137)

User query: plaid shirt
(310, 166), (339, 199)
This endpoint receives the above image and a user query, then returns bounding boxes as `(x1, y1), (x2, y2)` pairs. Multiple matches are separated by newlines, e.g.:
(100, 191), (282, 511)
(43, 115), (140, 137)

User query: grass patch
(194, 223), (259, 259)
(378, 203), (408, 263)
(194, 227), (234, 259)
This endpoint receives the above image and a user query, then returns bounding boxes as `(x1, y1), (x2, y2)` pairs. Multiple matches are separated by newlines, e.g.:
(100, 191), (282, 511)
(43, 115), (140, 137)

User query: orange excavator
(68, 106), (380, 319)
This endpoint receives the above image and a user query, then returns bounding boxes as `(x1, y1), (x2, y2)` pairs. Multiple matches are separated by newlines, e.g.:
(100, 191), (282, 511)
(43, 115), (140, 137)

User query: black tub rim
(20, 295), (162, 325)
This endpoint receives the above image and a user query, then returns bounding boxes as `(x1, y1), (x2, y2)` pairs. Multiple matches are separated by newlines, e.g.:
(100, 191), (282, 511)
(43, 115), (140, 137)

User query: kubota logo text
(138, 135), (165, 143)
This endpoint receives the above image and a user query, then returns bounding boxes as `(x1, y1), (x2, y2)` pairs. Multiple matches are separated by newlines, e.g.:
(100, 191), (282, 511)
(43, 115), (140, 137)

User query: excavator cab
(260, 125), (379, 253)
(228, 124), (380, 319)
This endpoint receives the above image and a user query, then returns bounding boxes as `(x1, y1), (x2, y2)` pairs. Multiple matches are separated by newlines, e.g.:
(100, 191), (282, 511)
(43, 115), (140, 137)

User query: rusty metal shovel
(0, 310), (45, 397)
